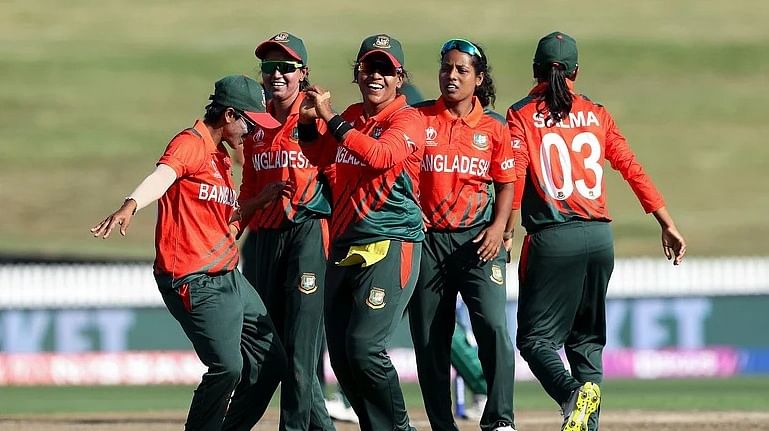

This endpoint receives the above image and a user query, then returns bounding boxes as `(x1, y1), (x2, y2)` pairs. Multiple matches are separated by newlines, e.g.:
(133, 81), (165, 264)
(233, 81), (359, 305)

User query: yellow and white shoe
(561, 382), (601, 431)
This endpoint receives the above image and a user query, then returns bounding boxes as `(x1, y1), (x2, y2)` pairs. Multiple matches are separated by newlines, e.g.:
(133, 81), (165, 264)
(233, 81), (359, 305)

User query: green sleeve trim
(410, 99), (437, 108)
(482, 108), (506, 125)
(510, 95), (535, 112)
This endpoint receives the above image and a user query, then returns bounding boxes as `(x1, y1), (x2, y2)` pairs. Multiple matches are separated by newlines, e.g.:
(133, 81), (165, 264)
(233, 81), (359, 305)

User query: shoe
(491, 421), (517, 431)
(325, 394), (359, 424)
(561, 382), (601, 431)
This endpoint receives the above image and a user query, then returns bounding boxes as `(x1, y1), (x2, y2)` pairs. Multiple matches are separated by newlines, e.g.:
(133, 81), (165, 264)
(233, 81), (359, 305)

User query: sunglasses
(233, 109), (256, 134)
(440, 38), (483, 60)
(356, 59), (402, 77)
(260, 60), (303, 75)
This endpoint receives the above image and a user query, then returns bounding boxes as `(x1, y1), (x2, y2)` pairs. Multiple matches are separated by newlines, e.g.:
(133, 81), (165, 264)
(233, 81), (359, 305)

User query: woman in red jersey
(91, 75), (288, 431)
(506, 32), (687, 431)
(297, 33), (424, 431)
(410, 39), (517, 431)
(237, 32), (335, 431)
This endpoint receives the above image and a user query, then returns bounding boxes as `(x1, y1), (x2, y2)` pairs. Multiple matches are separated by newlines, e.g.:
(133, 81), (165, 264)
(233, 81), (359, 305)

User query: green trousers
(156, 269), (285, 431)
(325, 240), (421, 431)
(516, 221), (614, 431)
(409, 227), (515, 431)
(241, 218), (335, 431)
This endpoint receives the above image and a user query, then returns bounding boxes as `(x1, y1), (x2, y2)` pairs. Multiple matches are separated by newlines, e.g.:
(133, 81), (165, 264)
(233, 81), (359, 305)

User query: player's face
(439, 49), (483, 105)
(222, 108), (251, 150)
(261, 49), (306, 104)
(356, 53), (403, 115)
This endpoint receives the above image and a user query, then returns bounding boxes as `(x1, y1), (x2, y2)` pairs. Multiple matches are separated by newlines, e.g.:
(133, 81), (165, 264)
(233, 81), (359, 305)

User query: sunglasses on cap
(233, 109), (256, 134)
(260, 60), (304, 75)
(356, 59), (402, 77)
(440, 38), (483, 60)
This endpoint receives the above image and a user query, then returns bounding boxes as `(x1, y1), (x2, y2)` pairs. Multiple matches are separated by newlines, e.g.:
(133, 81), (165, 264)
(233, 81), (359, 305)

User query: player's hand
(298, 94), (319, 123)
(472, 224), (504, 263)
(503, 236), (514, 264)
(241, 181), (296, 214)
(90, 199), (137, 239)
(304, 85), (334, 122)
(661, 226), (686, 265)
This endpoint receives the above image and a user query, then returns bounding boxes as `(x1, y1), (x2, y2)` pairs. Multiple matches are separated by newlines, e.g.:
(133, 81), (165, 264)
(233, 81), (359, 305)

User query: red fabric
(154, 120), (239, 277)
(507, 84), (665, 223)
(239, 93), (329, 230)
(417, 97), (516, 229)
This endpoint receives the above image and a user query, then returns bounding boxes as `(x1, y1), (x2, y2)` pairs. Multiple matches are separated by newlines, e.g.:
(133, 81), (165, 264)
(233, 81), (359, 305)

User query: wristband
(326, 115), (354, 142)
(297, 122), (319, 141)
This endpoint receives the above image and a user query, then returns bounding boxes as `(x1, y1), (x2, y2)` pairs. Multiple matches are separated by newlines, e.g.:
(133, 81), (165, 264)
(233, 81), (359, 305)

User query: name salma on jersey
(421, 154), (491, 177)
(251, 150), (312, 171)
(532, 110), (600, 129)
(198, 183), (238, 207)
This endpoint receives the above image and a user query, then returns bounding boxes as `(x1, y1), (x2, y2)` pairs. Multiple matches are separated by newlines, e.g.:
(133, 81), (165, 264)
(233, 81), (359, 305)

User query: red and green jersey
(300, 95), (425, 247)
(417, 97), (516, 230)
(239, 93), (331, 230)
(154, 120), (240, 278)
(507, 82), (665, 232)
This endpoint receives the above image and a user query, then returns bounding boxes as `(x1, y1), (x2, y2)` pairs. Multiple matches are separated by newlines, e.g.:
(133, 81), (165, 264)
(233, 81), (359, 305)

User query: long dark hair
(468, 42), (496, 108)
(534, 63), (574, 124)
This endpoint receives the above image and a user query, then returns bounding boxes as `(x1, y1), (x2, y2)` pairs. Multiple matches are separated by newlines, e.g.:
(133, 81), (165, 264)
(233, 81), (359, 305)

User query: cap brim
(244, 111), (281, 129)
(254, 41), (303, 63)
(359, 50), (401, 68)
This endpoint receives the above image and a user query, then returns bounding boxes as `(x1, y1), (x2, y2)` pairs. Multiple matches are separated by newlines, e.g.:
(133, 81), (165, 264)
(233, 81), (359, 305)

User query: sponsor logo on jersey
(490, 264), (504, 285)
(299, 273), (318, 294)
(512, 139), (521, 149)
(425, 127), (438, 147)
(371, 126), (383, 139)
(500, 158), (515, 170)
(273, 32), (289, 42)
(366, 287), (387, 309)
(374, 36), (391, 48)
(472, 133), (489, 150)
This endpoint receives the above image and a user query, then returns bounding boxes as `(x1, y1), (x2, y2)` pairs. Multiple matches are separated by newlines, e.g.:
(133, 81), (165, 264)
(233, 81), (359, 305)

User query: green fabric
(357, 34), (406, 67)
(534, 31), (578, 74)
(255, 32), (309, 65)
(401, 82), (424, 105)
(409, 227), (515, 431)
(482, 108), (506, 125)
(451, 323), (487, 395)
(516, 221), (613, 431)
(156, 270), (285, 431)
(240, 219), (334, 431)
(338, 171), (425, 247)
(324, 240), (420, 431)
(210, 75), (268, 113)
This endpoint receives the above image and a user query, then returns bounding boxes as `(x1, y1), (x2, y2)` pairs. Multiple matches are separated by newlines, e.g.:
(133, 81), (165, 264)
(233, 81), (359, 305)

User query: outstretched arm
(90, 164), (177, 239)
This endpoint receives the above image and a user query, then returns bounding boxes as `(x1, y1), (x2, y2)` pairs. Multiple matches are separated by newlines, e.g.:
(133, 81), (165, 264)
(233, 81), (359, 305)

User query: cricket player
(410, 38), (517, 431)
(507, 32), (687, 431)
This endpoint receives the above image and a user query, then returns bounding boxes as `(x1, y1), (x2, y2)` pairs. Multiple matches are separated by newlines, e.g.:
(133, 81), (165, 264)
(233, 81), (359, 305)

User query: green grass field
(2, 0), (769, 259)
(2, 378), (768, 415)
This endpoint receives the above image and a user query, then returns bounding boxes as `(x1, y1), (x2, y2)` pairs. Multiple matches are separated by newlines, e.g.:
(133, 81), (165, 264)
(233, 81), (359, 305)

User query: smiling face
(439, 49), (483, 105)
(356, 52), (403, 116)
(261, 48), (306, 104)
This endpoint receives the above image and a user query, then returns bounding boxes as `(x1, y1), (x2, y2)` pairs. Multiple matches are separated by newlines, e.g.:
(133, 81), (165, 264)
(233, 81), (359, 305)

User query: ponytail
(534, 64), (574, 125)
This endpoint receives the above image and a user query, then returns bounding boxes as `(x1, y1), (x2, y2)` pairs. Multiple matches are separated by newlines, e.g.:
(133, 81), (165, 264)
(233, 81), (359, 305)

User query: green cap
(533, 31), (578, 74)
(255, 32), (308, 65)
(209, 75), (280, 129)
(357, 34), (404, 68)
